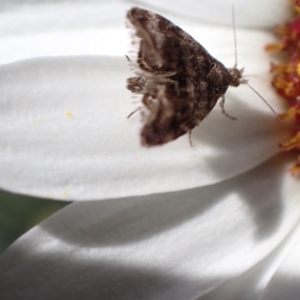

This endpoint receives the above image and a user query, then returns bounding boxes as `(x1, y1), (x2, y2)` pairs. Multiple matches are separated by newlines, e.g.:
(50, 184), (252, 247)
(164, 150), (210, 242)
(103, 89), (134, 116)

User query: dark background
(0, 189), (69, 254)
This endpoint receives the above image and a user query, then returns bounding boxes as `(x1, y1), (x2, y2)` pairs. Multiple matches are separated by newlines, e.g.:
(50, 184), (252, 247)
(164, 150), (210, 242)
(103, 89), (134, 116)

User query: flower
(0, 0), (300, 299)
(266, 0), (300, 175)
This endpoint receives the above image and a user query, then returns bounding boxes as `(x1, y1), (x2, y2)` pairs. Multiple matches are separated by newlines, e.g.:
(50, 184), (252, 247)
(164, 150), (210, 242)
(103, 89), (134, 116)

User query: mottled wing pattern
(127, 7), (232, 146)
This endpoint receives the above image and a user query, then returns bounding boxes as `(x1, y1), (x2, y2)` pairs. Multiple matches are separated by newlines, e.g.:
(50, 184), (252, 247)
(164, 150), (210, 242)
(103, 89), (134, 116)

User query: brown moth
(125, 7), (265, 147)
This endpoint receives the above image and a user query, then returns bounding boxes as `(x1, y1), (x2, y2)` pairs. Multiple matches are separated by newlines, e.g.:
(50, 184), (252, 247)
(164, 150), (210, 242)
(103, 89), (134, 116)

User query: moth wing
(127, 7), (228, 146)
(127, 7), (213, 74)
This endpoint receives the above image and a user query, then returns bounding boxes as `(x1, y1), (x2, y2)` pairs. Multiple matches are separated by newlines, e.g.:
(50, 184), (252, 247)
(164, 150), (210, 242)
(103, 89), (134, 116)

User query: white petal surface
(0, 0), (289, 65)
(199, 217), (300, 300)
(0, 54), (285, 200)
(135, 0), (292, 28)
(260, 222), (300, 300)
(0, 1), (287, 200)
(0, 1), (131, 64)
(0, 156), (299, 299)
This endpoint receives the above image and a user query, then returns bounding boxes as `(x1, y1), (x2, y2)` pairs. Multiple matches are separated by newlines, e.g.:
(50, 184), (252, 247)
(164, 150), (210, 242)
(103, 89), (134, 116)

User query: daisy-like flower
(0, 0), (300, 299)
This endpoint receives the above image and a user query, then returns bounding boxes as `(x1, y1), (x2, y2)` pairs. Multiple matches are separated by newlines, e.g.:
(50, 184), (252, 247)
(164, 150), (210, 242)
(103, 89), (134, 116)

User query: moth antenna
(231, 6), (279, 121)
(232, 5), (238, 68)
(245, 82), (281, 120)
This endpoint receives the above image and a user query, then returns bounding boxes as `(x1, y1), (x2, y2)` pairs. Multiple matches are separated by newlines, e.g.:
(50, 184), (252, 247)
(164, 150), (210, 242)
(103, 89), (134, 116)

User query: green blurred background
(0, 189), (70, 254)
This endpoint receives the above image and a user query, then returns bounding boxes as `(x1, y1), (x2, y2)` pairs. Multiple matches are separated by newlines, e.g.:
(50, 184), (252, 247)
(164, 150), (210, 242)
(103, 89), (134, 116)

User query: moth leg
(188, 131), (193, 147)
(219, 96), (237, 120)
(127, 107), (140, 119)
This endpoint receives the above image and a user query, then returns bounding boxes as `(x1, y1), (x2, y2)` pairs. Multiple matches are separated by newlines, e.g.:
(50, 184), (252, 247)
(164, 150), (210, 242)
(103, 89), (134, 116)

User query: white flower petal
(260, 222), (300, 300)
(0, 0), (289, 65)
(0, 53), (285, 200)
(0, 1), (131, 64)
(136, 0), (292, 28)
(0, 1), (286, 200)
(0, 156), (299, 299)
(198, 216), (300, 300)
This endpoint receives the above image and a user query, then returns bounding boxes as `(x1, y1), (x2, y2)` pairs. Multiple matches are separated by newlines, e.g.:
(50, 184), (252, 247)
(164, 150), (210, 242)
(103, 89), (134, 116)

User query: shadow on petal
(0, 249), (210, 300)
(191, 93), (287, 184)
(1, 157), (299, 300)
(39, 154), (293, 248)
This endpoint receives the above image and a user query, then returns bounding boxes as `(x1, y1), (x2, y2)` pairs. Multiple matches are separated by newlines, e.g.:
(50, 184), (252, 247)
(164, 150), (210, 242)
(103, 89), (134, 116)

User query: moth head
(228, 67), (279, 119)
(228, 67), (248, 87)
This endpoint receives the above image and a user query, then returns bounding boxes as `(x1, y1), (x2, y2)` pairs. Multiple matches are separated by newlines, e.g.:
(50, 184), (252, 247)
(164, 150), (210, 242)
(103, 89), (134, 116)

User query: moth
(126, 7), (276, 147)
